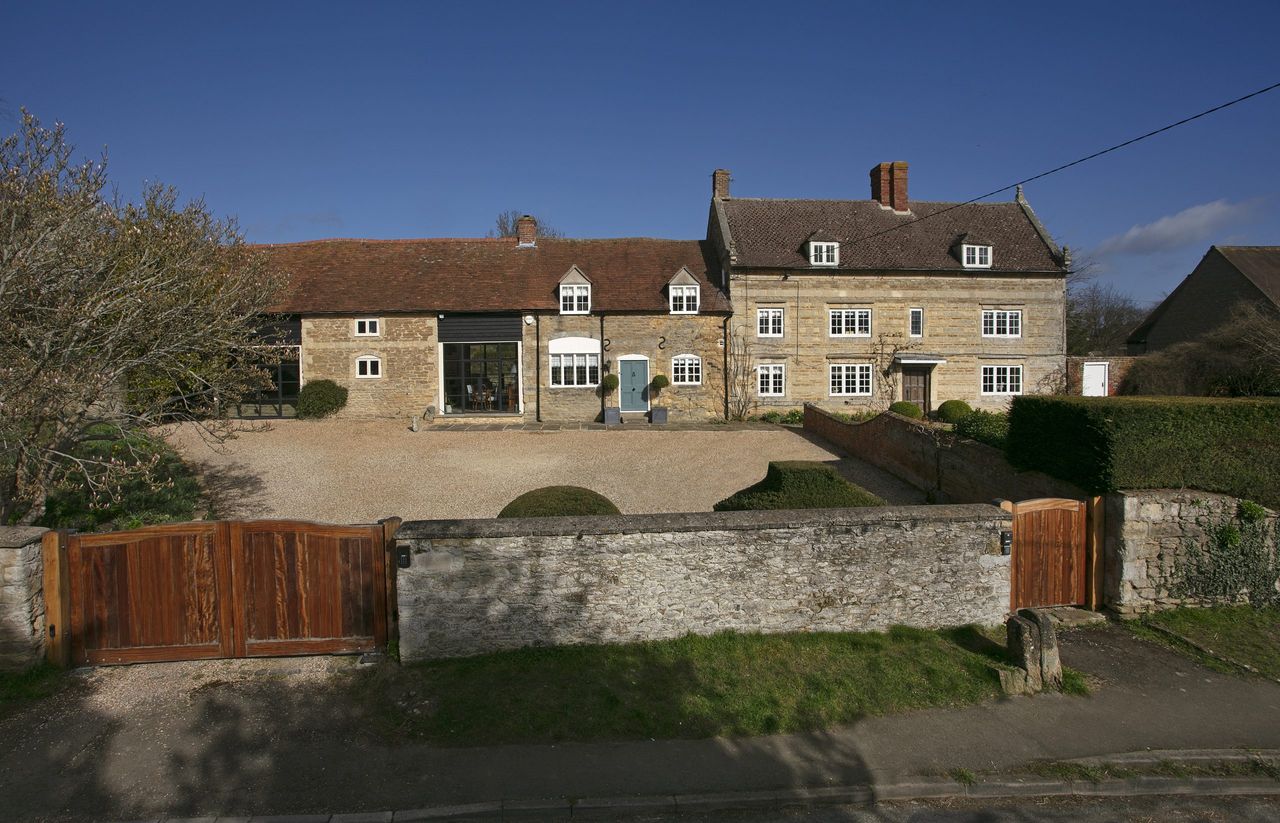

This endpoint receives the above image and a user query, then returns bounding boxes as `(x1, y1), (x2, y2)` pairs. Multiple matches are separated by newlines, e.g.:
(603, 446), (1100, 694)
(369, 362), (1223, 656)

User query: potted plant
(601, 373), (621, 425)
(649, 374), (670, 424)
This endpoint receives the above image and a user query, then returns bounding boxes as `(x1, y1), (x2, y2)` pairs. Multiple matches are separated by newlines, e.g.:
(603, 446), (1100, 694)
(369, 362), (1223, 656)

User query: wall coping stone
(398, 504), (1008, 541)
(0, 527), (47, 549)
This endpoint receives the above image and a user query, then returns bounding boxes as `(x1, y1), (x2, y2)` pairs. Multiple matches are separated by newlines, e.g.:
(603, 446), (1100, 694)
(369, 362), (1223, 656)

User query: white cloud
(1094, 199), (1262, 257)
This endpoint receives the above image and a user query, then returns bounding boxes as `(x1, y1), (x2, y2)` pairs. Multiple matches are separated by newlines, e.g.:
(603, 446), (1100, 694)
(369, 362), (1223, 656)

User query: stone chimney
(712, 169), (731, 199)
(516, 214), (537, 247)
(870, 161), (909, 212)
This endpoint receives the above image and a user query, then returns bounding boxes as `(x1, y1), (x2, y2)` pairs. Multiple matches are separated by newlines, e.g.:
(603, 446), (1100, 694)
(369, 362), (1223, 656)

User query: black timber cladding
(438, 314), (523, 343)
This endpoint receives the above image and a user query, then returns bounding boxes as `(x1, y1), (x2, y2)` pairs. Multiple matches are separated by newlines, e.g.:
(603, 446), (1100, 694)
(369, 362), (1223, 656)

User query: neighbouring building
(260, 219), (731, 422)
(1127, 245), (1280, 354)
(705, 163), (1070, 414)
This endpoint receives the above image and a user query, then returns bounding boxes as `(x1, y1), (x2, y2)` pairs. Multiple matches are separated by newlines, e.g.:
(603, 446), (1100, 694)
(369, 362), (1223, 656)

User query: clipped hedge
(956, 410), (1010, 450)
(296, 379), (348, 419)
(713, 461), (886, 511)
(498, 486), (621, 518)
(1006, 396), (1280, 506)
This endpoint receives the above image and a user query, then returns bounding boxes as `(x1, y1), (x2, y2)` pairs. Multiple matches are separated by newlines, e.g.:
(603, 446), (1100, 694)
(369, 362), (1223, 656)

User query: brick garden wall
(803, 404), (1083, 504)
(394, 505), (1012, 661)
(0, 528), (47, 671)
(1065, 356), (1139, 396)
(1104, 490), (1278, 615)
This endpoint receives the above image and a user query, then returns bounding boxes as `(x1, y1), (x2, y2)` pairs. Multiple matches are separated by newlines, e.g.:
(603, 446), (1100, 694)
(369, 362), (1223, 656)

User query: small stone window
(356, 355), (382, 379)
(355, 318), (380, 337)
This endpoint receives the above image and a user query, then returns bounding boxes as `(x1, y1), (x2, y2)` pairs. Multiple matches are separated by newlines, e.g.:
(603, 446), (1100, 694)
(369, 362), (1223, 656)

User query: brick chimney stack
(870, 161), (909, 212)
(516, 214), (537, 247)
(712, 169), (731, 199)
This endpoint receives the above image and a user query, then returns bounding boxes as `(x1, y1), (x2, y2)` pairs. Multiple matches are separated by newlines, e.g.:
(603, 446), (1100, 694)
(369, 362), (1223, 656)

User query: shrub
(955, 410), (1009, 450)
(889, 401), (923, 419)
(936, 400), (973, 424)
(757, 409), (804, 425)
(600, 373), (619, 398)
(1174, 503), (1279, 608)
(714, 461), (886, 511)
(1006, 396), (1280, 506)
(650, 374), (670, 392)
(296, 379), (348, 419)
(40, 428), (202, 532)
(498, 486), (621, 518)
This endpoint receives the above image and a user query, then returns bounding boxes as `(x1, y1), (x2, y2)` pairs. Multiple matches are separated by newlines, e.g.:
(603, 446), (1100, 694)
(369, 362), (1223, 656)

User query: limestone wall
(0, 527), (47, 671)
(395, 505), (1012, 661)
(1104, 490), (1278, 615)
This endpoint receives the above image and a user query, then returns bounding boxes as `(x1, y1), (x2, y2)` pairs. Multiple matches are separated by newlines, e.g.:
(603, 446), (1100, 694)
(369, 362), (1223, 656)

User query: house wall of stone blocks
(302, 314), (441, 420)
(394, 505), (1012, 661)
(728, 270), (1066, 412)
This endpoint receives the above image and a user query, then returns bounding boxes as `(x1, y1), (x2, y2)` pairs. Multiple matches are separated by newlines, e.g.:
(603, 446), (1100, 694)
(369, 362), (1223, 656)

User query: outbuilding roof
(261, 237), (731, 315)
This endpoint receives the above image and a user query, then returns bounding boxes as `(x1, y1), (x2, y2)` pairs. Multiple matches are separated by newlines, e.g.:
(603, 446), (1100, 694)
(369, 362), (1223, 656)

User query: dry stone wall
(1104, 490), (1278, 614)
(395, 505), (1012, 661)
(0, 527), (46, 671)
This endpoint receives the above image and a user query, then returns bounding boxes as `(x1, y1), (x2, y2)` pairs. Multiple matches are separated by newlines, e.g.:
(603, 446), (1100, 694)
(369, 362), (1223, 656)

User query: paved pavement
(167, 421), (924, 523)
(3, 624), (1279, 821)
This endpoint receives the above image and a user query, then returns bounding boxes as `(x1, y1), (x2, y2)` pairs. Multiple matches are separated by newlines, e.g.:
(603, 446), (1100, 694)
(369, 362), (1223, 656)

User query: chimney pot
(516, 214), (537, 247)
(712, 169), (731, 199)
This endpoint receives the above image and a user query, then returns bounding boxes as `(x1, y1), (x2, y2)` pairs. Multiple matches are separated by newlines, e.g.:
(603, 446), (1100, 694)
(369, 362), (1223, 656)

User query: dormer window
(560, 284), (590, 313)
(670, 284), (699, 314)
(810, 242), (839, 266)
(962, 244), (992, 268)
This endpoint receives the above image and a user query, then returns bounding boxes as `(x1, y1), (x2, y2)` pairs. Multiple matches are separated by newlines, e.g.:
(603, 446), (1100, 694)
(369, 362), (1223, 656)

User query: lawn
(359, 627), (1017, 746)
(1139, 606), (1280, 679)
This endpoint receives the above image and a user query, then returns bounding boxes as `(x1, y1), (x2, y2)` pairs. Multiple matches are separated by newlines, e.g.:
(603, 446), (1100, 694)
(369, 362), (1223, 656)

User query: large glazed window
(442, 342), (520, 413)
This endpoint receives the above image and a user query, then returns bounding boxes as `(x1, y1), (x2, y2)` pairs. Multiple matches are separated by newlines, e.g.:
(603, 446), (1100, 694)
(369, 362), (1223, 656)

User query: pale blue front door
(619, 359), (648, 412)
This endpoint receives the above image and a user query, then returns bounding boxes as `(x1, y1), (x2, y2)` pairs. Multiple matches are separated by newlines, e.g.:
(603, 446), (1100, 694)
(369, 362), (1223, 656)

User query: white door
(1082, 362), (1109, 396)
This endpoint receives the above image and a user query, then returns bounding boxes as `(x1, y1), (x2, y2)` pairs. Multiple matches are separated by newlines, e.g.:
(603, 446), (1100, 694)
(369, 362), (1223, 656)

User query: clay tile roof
(1217, 246), (1280, 306)
(721, 198), (1066, 272)
(260, 237), (731, 315)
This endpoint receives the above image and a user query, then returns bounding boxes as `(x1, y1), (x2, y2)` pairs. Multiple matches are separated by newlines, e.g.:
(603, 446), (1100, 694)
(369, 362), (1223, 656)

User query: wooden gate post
(41, 531), (71, 668)
(380, 517), (402, 649)
(1086, 495), (1105, 610)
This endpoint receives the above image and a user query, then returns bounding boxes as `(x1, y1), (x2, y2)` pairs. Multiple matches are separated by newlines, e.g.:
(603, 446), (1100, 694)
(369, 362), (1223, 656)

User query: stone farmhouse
(252, 163), (1069, 422)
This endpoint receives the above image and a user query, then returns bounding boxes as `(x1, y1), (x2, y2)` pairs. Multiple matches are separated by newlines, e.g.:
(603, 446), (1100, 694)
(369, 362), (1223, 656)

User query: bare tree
(489, 210), (565, 239)
(869, 331), (918, 410)
(1067, 281), (1150, 356)
(725, 325), (755, 420)
(0, 111), (286, 525)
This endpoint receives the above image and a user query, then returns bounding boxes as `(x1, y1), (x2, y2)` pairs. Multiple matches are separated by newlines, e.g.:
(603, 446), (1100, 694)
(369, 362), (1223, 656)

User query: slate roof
(717, 197), (1066, 273)
(261, 237), (731, 315)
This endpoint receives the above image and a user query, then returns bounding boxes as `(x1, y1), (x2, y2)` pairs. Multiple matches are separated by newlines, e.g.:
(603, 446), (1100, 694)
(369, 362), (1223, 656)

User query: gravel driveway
(168, 420), (922, 523)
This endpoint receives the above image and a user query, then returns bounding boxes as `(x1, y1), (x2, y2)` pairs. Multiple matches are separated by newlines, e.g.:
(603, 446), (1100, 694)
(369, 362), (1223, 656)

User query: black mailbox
(1000, 530), (1013, 556)
(396, 545), (412, 569)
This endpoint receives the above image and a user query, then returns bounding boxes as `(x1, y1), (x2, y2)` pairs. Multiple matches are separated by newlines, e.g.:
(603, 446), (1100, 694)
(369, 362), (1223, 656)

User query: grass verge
(1022, 756), (1280, 783)
(1130, 606), (1280, 679)
(358, 627), (1016, 746)
(0, 664), (67, 719)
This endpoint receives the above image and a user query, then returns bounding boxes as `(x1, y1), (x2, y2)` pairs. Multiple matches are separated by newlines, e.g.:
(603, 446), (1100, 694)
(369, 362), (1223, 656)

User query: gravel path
(167, 420), (923, 523)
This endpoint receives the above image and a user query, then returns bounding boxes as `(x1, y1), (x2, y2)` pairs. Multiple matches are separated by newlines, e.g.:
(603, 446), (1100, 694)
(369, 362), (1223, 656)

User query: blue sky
(3, 1), (1278, 302)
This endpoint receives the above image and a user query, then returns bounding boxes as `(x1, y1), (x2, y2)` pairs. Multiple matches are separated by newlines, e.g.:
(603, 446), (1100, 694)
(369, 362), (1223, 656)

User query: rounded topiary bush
(889, 400), (923, 419)
(601, 373), (619, 397)
(498, 486), (621, 518)
(296, 379), (348, 419)
(936, 399), (973, 424)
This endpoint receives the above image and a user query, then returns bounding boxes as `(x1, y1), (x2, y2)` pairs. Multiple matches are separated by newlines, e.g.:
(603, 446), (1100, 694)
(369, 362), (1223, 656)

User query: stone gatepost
(1004, 608), (1064, 694)
(0, 527), (48, 671)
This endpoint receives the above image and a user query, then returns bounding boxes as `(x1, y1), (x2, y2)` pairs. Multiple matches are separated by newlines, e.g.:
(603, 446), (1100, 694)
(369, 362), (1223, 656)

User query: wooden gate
(1005, 498), (1089, 611)
(46, 520), (391, 666)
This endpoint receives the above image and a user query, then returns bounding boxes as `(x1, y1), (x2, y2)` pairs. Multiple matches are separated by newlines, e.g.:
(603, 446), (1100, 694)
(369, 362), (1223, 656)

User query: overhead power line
(845, 79), (1280, 249)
